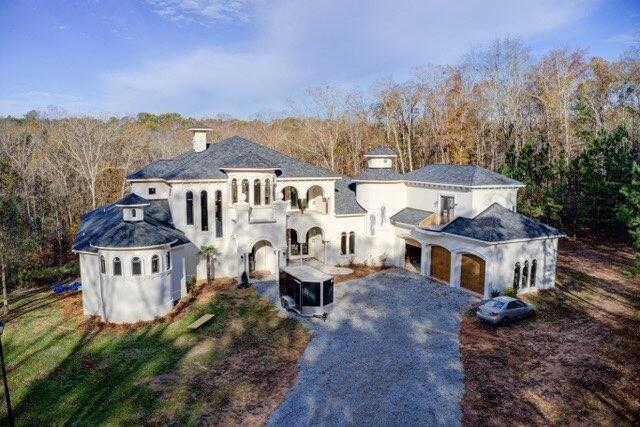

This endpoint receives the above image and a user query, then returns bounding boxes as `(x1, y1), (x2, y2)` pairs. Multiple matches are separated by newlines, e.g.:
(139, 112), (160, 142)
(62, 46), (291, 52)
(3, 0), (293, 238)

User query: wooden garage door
(430, 246), (450, 283)
(460, 254), (485, 294)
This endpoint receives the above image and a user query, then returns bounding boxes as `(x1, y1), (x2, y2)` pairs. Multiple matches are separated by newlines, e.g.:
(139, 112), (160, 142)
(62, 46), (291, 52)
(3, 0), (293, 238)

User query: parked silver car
(476, 296), (535, 324)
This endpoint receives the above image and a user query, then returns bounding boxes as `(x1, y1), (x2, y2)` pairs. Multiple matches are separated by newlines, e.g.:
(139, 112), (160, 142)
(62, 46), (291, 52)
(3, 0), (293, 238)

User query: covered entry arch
(249, 240), (277, 274)
(404, 238), (422, 273)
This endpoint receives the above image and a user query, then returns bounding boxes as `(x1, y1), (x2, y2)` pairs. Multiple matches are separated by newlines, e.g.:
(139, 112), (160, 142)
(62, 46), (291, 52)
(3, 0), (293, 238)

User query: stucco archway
(250, 240), (276, 275)
(404, 238), (422, 273)
(306, 185), (325, 212)
(306, 226), (324, 261)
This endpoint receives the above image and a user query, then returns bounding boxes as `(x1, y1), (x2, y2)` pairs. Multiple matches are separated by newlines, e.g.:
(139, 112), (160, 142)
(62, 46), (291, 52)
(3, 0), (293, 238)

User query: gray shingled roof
(404, 164), (523, 187)
(390, 207), (434, 226)
(365, 146), (396, 156)
(352, 168), (403, 181)
(334, 177), (366, 215)
(442, 203), (564, 242)
(221, 152), (281, 170)
(73, 197), (188, 252)
(92, 219), (189, 249)
(116, 193), (150, 206)
(127, 136), (338, 180)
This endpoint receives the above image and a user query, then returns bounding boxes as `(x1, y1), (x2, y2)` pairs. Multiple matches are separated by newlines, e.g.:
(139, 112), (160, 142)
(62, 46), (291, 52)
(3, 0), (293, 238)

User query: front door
(430, 246), (451, 283)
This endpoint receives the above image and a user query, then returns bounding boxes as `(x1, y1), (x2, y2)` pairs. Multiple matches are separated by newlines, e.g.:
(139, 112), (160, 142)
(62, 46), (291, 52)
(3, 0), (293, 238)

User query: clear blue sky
(0, 0), (638, 118)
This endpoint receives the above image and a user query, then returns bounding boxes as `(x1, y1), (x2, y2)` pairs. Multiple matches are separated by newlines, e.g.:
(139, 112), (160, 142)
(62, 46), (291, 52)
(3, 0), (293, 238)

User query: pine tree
(618, 162), (640, 275)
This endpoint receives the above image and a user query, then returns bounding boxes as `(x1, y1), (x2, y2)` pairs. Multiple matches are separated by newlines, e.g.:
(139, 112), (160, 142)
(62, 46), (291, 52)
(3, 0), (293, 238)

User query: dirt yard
(460, 237), (640, 425)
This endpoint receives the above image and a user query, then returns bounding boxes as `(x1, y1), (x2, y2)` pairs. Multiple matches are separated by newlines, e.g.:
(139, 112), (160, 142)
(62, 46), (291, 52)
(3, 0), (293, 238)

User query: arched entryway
(306, 227), (324, 260)
(460, 253), (485, 294)
(306, 185), (325, 213)
(249, 240), (276, 275)
(282, 186), (299, 209)
(404, 238), (422, 273)
(430, 246), (451, 283)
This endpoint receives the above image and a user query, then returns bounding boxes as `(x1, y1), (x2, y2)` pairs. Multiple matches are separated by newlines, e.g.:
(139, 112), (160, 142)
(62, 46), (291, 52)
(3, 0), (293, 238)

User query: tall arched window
(240, 179), (249, 202)
(283, 187), (298, 208)
(231, 179), (238, 203)
(513, 262), (520, 288)
(132, 257), (142, 275)
(380, 206), (386, 225)
(151, 255), (159, 273)
(530, 260), (537, 287)
(215, 190), (223, 237)
(100, 256), (106, 274)
(113, 257), (122, 276)
(369, 215), (376, 236)
(522, 260), (529, 289)
(265, 179), (271, 205)
(166, 252), (171, 270)
(186, 191), (194, 225)
(254, 179), (261, 205)
(341, 232), (347, 255)
(200, 190), (208, 231)
(348, 232), (355, 254)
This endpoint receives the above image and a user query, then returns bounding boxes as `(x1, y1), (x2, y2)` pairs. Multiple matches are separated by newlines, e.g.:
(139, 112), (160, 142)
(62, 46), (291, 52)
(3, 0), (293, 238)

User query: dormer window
(132, 209), (136, 218)
(148, 187), (156, 195)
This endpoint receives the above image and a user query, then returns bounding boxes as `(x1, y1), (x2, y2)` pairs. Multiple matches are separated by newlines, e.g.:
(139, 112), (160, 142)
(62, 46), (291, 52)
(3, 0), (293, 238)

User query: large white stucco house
(73, 128), (564, 323)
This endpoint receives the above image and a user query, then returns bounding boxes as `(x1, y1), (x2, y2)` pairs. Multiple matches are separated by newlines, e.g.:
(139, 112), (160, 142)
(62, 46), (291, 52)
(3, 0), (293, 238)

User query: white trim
(413, 226), (563, 245)
(405, 180), (524, 189)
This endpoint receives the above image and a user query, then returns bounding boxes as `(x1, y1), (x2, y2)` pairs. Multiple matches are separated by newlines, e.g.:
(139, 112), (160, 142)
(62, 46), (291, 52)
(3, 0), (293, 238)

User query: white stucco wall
(131, 181), (171, 200)
(79, 244), (187, 323)
(472, 188), (518, 214)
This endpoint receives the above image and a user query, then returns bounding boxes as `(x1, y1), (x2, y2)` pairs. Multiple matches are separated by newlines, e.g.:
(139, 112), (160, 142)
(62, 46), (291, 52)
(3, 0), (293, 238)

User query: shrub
(490, 288), (500, 298)
(503, 287), (518, 297)
(186, 276), (197, 293)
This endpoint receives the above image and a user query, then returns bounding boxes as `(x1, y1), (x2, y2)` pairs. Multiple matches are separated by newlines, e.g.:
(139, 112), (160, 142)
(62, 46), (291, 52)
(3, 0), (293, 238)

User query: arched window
(100, 256), (106, 274)
(166, 252), (171, 270)
(132, 257), (142, 275)
(151, 255), (159, 273)
(113, 257), (122, 276)
(265, 179), (271, 205)
(349, 232), (355, 254)
(522, 260), (529, 289)
(254, 179), (261, 205)
(341, 232), (347, 255)
(283, 186), (298, 208)
(530, 260), (537, 287)
(231, 179), (238, 203)
(241, 179), (249, 202)
(513, 262), (520, 288)
(200, 190), (208, 231)
(215, 190), (223, 237)
(369, 215), (376, 236)
(380, 206), (386, 225)
(287, 228), (299, 256)
(132, 208), (137, 218)
(186, 191), (194, 225)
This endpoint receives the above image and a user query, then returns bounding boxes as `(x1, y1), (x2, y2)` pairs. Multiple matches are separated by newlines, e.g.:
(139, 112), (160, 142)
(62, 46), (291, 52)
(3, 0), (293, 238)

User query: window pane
(215, 190), (223, 238)
(231, 179), (238, 203)
(341, 233), (347, 255)
(100, 256), (105, 273)
(113, 258), (122, 276)
(166, 252), (171, 269)
(254, 179), (261, 205)
(530, 260), (537, 287)
(241, 179), (249, 202)
(132, 258), (141, 275)
(201, 191), (208, 231)
(152, 255), (159, 273)
(186, 191), (194, 225)
(265, 179), (271, 204)
(348, 232), (355, 254)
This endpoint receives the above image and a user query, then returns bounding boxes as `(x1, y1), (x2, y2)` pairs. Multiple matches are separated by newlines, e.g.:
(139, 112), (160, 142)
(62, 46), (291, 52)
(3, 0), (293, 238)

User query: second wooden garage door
(460, 254), (485, 294)
(430, 246), (451, 283)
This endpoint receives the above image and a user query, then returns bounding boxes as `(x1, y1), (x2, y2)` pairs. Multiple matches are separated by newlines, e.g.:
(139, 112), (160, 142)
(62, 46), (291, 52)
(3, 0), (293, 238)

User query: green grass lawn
(0, 280), (311, 425)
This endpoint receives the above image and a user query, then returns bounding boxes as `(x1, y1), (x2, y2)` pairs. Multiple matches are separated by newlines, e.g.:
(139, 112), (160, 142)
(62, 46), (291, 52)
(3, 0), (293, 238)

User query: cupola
(116, 193), (150, 222)
(189, 123), (213, 153)
(364, 146), (396, 169)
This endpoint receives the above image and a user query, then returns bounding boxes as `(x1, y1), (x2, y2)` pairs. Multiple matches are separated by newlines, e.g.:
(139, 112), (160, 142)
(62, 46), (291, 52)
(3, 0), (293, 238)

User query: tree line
(1, 36), (640, 289)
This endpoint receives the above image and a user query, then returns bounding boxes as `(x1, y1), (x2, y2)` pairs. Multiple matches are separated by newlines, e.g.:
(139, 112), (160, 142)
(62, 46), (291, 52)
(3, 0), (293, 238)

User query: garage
(404, 239), (422, 272)
(460, 253), (485, 294)
(430, 246), (451, 283)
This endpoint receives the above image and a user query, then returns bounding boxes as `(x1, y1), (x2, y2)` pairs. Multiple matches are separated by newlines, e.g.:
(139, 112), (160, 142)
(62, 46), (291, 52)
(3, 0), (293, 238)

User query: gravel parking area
(253, 267), (475, 425)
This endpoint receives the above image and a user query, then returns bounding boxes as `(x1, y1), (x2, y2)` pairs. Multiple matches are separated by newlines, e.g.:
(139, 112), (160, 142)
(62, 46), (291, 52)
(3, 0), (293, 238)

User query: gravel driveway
(253, 268), (475, 426)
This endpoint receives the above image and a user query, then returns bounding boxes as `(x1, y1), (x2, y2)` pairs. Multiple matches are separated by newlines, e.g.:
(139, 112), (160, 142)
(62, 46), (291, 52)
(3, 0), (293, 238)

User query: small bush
(490, 288), (500, 298)
(186, 276), (197, 293)
(503, 287), (518, 297)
